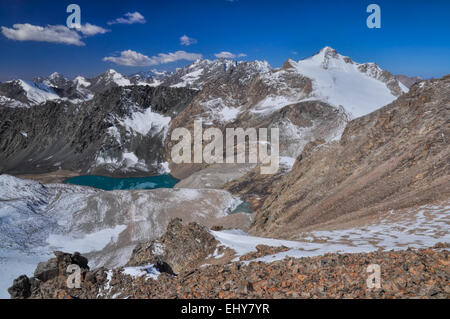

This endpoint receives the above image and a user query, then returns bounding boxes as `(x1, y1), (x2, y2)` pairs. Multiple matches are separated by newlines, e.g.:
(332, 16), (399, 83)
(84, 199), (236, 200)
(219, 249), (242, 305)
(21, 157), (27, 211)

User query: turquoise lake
(64, 174), (179, 191)
(230, 201), (253, 214)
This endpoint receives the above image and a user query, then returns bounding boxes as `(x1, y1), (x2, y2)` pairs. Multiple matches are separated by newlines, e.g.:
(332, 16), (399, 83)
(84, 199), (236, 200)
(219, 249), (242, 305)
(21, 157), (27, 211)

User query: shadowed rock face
(251, 76), (450, 239)
(0, 86), (197, 176)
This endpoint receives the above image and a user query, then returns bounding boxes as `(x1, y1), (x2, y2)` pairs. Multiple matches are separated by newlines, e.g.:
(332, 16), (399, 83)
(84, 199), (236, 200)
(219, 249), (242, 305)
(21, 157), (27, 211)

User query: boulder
(34, 259), (58, 282)
(127, 218), (219, 273)
(7, 275), (39, 299)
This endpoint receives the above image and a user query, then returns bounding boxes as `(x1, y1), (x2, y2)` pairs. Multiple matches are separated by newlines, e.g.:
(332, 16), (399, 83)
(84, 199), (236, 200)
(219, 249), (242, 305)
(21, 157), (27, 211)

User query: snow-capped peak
(304, 46), (354, 71)
(286, 48), (406, 118)
(74, 76), (91, 87)
(98, 69), (131, 86)
(281, 58), (297, 70)
(130, 70), (168, 79)
(318, 46), (338, 54)
(249, 60), (271, 73)
(48, 72), (61, 80)
(13, 79), (60, 105)
(32, 72), (70, 89)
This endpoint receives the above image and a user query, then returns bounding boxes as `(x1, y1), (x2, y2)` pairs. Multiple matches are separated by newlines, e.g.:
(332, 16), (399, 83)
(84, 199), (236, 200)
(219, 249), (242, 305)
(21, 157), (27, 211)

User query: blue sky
(0, 0), (449, 81)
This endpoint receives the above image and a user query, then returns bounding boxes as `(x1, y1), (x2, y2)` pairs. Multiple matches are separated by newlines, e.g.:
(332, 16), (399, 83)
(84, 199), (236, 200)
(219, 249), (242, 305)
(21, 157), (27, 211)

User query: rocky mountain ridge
(0, 59), (269, 108)
(166, 47), (409, 180)
(250, 75), (450, 239)
(1, 47), (409, 111)
(1, 47), (412, 178)
(0, 85), (197, 175)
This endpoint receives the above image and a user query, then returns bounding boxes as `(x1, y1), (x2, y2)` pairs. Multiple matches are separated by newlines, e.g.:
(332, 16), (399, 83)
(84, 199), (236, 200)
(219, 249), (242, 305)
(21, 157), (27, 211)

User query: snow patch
(211, 202), (450, 264)
(106, 69), (131, 86)
(121, 264), (161, 280)
(46, 225), (127, 253)
(120, 107), (171, 136)
(74, 76), (91, 87)
(14, 80), (60, 105)
(0, 96), (25, 108)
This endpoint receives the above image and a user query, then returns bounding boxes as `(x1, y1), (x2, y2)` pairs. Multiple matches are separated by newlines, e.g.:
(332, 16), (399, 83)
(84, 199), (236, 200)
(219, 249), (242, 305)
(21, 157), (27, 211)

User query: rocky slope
(0, 79), (60, 107)
(8, 219), (449, 299)
(0, 86), (197, 176)
(395, 75), (423, 89)
(250, 75), (450, 239)
(166, 47), (406, 181)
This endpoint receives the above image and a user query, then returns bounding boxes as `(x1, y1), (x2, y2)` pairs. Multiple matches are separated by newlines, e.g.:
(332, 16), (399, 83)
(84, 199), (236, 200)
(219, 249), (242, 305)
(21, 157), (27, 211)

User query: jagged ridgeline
(0, 86), (197, 176)
(1, 47), (417, 179)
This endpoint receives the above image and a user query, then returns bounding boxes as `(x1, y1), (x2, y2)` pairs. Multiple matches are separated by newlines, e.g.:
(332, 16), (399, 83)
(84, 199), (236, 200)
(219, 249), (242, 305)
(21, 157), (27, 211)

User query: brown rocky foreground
(8, 219), (449, 299)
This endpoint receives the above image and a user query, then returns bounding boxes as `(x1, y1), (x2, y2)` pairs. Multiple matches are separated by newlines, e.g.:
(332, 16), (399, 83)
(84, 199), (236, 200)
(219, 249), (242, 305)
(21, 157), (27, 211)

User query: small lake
(64, 174), (179, 191)
(230, 201), (253, 214)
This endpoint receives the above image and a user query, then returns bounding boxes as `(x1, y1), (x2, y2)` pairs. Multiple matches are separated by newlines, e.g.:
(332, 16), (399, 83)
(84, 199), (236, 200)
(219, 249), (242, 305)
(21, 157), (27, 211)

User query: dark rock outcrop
(33, 251), (89, 283)
(126, 218), (219, 273)
(7, 275), (40, 299)
(8, 251), (103, 299)
(34, 260), (58, 282)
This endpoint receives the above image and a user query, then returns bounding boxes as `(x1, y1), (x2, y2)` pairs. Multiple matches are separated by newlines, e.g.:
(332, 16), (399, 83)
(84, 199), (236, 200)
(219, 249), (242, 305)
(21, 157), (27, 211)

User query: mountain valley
(1, 47), (448, 299)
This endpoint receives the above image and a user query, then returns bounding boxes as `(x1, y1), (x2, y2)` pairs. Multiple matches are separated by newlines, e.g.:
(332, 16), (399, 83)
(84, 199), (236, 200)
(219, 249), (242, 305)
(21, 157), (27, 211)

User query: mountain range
(1, 47), (420, 108)
(0, 47), (419, 178)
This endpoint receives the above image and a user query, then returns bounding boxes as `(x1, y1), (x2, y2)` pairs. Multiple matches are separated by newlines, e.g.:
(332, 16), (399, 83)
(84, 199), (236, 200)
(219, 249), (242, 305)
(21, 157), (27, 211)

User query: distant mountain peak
(103, 69), (123, 78)
(300, 46), (355, 70)
(99, 69), (126, 80)
(282, 58), (297, 70)
(74, 76), (91, 88)
(49, 72), (61, 79)
(318, 46), (338, 55)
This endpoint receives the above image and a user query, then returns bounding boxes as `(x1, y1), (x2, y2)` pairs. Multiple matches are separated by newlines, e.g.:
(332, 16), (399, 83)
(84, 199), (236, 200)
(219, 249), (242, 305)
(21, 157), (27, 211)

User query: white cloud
(103, 50), (202, 66)
(1, 23), (84, 46)
(108, 12), (146, 25)
(1, 23), (109, 46)
(154, 51), (203, 64)
(78, 23), (109, 36)
(180, 35), (197, 46)
(103, 50), (152, 66)
(214, 51), (247, 59)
